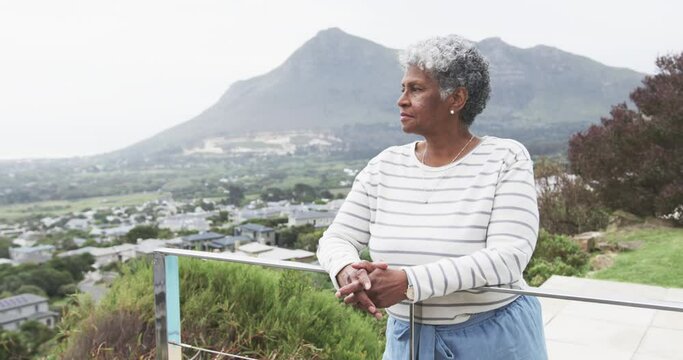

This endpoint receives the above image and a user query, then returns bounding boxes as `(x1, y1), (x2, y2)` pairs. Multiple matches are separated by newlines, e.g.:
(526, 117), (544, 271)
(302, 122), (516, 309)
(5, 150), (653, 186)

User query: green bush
(524, 230), (590, 286)
(56, 258), (385, 359)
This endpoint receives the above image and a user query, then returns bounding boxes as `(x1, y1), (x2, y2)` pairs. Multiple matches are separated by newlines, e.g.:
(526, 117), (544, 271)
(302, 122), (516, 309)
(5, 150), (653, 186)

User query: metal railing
(153, 248), (683, 359)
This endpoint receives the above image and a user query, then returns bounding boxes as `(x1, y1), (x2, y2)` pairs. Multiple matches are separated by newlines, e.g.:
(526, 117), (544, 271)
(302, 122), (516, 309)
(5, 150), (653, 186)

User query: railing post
(409, 303), (415, 360)
(154, 253), (182, 360)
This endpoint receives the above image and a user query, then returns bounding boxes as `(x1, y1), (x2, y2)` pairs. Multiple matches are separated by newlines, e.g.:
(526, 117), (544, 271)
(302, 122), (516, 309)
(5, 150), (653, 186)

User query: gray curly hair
(399, 35), (491, 126)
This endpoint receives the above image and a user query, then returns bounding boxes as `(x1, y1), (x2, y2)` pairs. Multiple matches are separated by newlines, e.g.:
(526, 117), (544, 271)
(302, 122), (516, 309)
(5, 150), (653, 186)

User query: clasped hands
(335, 261), (409, 320)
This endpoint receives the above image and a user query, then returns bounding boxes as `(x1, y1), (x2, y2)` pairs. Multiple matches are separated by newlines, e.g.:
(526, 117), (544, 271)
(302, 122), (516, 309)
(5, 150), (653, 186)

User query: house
(287, 210), (336, 228)
(0, 258), (16, 266)
(9, 245), (55, 264)
(207, 235), (250, 252)
(232, 242), (315, 263)
(234, 224), (275, 245)
(40, 216), (61, 228)
(59, 245), (136, 268)
(89, 225), (134, 242)
(89, 245), (136, 268)
(0, 225), (24, 238)
(12, 231), (42, 247)
(236, 207), (286, 223)
(134, 238), (183, 257)
(65, 218), (90, 230)
(181, 232), (226, 251)
(0, 294), (58, 331)
(158, 213), (212, 232)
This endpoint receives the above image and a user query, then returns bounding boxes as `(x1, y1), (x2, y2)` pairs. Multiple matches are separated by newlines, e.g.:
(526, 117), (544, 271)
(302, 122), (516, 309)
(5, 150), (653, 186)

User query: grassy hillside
(52, 258), (385, 359)
(590, 227), (683, 288)
(0, 192), (165, 222)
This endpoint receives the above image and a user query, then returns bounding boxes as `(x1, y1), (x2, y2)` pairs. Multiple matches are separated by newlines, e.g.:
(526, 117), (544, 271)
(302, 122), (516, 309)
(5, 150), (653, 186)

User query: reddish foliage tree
(569, 53), (683, 221)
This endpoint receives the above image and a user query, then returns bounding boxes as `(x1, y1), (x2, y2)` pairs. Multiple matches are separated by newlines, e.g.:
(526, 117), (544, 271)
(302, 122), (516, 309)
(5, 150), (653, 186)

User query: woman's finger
(356, 268), (372, 290)
(336, 280), (364, 297)
(351, 261), (389, 272)
(344, 292), (379, 316)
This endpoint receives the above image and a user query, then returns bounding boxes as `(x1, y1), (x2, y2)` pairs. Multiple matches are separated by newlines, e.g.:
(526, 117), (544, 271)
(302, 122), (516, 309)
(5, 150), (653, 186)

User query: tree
(260, 187), (286, 202)
(48, 253), (95, 282)
(569, 53), (683, 222)
(0, 237), (12, 259)
(125, 225), (159, 244)
(295, 229), (325, 251)
(0, 330), (30, 360)
(292, 183), (317, 203)
(534, 158), (609, 235)
(14, 285), (47, 297)
(225, 185), (245, 206)
(24, 268), (74, 297)
(319, 190), (334, 200)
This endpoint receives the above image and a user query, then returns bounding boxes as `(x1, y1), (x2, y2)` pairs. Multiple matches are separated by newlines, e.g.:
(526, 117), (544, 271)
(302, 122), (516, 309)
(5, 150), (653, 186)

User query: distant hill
(115, 27), (644, 158)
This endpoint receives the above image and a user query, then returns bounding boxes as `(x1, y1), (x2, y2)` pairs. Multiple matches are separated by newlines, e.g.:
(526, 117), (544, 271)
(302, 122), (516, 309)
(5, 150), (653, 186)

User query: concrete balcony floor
(540, 276), (683, 360)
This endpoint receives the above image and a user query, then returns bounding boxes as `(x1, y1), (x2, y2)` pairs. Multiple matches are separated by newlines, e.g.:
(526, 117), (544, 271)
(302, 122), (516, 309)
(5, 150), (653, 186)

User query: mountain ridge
(114, 27), (644, 158)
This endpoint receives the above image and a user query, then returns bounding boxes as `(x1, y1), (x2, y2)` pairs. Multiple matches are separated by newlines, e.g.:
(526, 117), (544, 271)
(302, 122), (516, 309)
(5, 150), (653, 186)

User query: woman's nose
(397, 91), (409, 107)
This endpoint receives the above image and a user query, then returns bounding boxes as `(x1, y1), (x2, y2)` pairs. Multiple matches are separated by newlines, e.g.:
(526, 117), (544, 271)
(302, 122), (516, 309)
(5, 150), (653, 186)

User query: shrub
(535, 157), (609, 235)
(56, 258), (385, 359)
(524, 230), (590, 286)
(14, 285), (47, 297)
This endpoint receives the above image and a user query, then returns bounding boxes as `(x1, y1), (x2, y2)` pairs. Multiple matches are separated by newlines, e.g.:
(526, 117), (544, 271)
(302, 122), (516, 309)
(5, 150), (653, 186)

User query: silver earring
(450, 110), (455, 115)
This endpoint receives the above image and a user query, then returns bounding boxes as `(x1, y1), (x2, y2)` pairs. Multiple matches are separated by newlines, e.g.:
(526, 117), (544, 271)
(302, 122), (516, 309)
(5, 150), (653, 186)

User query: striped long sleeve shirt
(317, 136), (539, 325)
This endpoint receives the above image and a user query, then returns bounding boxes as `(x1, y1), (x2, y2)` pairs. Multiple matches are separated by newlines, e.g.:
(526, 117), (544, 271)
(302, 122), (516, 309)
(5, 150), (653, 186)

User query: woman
(317, 35), (547, 359)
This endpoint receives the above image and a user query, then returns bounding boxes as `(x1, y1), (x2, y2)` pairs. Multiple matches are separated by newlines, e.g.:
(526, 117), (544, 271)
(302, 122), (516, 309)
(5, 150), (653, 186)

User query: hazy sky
(0, 0), (680, 160)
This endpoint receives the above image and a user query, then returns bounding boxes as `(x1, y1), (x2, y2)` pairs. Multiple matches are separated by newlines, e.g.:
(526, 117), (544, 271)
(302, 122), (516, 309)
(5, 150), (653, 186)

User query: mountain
(116, 28), (644, 158)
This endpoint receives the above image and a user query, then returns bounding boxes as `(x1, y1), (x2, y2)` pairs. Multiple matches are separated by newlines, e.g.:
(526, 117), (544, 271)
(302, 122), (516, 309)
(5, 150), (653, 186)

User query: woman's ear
(449, 87), (468, 112)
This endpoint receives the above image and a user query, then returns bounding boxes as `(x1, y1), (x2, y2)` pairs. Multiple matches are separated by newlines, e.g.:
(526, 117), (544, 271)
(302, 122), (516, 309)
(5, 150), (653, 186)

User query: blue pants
(382, 296), (548, 360)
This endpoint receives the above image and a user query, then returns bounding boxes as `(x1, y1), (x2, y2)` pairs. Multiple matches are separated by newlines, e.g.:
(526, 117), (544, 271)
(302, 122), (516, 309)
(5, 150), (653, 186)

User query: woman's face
(397, 65), (452, 135)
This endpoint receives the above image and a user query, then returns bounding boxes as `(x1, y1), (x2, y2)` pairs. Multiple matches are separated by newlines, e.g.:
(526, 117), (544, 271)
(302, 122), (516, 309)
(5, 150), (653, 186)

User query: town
(0, 194), (345, 332)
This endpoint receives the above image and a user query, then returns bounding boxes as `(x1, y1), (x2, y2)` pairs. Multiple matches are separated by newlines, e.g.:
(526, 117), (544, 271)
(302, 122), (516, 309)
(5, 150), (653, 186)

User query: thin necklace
(420, 134), (475, 166)
(419, 134), (476, 204)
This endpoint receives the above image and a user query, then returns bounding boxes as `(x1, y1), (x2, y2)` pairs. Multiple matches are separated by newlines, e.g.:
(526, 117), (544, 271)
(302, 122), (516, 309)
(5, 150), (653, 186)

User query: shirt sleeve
(317, 168), (373, 289)
(403, 151), (539, 303)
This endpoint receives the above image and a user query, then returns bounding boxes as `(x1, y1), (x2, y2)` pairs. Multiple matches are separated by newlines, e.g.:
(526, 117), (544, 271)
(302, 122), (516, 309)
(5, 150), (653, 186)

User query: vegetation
(124, 225), (161, 244)
(0, 192), (165, 223)
(590, 227), (683, 287)
(0, 254), (94, 298)
(0, 237), (11, 258)
(534, 157), (609, 235)
(0, 321), (55, 360)
(0, 155), (365, 220)
(54, 258), (386, 359)
(524, 230), (590, 286)
(569, 52), (683, 224)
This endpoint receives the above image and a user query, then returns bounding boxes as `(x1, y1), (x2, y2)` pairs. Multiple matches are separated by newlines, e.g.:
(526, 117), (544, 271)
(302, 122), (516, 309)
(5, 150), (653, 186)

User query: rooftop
(236, 242), (273, 254)
(10, 245), (55, 253)
(208, 236), (249, 248)
(0, 293), (47, 312)
(182, 232), (226, 242)
(238, 223), (274, 232)
(290, 210), (336, 220)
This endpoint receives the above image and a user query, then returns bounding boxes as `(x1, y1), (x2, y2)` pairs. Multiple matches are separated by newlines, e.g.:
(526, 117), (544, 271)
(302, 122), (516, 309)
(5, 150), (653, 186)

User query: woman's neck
(418, 127), (478, 167)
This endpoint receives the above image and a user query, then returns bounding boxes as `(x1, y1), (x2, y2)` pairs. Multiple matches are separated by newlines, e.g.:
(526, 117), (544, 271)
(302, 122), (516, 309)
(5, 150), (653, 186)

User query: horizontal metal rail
(154, 248), (683, 360)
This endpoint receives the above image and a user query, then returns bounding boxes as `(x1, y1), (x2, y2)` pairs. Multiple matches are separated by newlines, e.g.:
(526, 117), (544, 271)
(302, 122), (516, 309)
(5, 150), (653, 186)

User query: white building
(58, 244), (136, 268)
(158, 213), (212, 232)
(0, 294), (58, 331)
(134, 238), (183, 257)
(90, 244), (136, 268)
(9, 245), (55, 264)
(65, 218), (90, 230)
(233, 242), (315, 262)
(288, 210), (336, 228)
